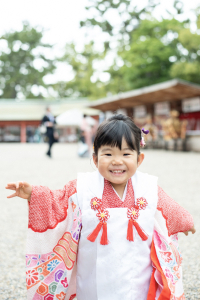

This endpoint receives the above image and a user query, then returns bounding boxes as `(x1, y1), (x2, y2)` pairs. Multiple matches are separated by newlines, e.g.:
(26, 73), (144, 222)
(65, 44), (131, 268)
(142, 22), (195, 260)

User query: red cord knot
(90, 197), (102, 211)
(96, 209), (110, 223)
(127, 207), (140, 221)
(136, 197), (148, 210)
(127, 203), (148, 242)
(87, 208), (110, 245)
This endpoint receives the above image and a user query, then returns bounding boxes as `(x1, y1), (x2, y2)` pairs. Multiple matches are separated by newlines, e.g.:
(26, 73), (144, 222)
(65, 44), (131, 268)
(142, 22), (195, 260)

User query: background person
(80, 114), (97, 156)
(41, 106), (57, 157)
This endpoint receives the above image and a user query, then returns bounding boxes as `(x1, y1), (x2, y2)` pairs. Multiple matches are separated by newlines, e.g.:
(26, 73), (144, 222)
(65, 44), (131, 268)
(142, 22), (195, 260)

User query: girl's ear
(137, 152), (145, 167)
(93, 154), (98, 168)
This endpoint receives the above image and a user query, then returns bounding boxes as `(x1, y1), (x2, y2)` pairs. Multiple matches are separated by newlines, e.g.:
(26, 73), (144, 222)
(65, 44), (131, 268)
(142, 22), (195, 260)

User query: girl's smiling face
(93, 138), (144, 194)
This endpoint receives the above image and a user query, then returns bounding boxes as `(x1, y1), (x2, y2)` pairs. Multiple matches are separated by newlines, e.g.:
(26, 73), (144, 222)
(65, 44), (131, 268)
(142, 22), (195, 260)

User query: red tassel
(127, 219), (134, 241)
(134, 221), (148, 241)
(87, 222), (102, 242)
(100, 222), (109, 245)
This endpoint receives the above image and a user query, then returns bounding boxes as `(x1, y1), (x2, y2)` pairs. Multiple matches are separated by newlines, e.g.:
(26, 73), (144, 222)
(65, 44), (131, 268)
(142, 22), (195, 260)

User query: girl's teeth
(112, 170), (123, 173)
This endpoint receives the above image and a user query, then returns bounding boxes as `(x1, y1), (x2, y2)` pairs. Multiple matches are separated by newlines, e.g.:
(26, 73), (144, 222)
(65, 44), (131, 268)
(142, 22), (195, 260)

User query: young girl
(6, 114), (195, 300)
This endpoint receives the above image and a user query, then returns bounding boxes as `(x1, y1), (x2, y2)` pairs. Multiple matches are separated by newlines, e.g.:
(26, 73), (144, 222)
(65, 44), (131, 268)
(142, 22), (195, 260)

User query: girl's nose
(112, 158), (123, 165)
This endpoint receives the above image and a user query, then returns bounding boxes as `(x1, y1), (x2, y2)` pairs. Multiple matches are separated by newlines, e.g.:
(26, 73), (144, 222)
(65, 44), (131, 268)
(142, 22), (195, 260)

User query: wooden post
(126, 108), (133, 118)
(20, 122), (26, 143)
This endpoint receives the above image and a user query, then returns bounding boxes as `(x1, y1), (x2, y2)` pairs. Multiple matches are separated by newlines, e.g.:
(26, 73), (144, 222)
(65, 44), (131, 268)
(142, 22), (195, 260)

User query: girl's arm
(157, 186), (196, 236)
(29, 180), (77, 232)
(6, 179), (77, 233)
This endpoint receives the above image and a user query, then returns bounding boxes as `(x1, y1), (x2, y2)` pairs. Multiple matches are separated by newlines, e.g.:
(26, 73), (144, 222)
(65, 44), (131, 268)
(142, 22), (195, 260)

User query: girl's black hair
(93, 114), (142, 155)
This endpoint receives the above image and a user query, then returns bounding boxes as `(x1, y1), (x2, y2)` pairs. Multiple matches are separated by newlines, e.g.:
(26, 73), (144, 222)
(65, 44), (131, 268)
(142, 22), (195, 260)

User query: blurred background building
(1, 0), (200, 151)
(0, 98), (99, 143)
(90, 79), (200, 151)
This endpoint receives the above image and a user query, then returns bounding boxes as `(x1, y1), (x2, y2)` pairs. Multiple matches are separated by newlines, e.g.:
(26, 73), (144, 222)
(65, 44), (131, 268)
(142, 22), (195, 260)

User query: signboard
(134, 106), (147, 118)
(182, 97), (200, 113)
(154, 102), (170, 115)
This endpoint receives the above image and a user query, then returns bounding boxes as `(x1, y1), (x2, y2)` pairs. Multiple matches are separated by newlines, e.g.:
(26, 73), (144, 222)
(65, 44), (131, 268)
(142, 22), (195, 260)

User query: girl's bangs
(100, 121), (137, 151)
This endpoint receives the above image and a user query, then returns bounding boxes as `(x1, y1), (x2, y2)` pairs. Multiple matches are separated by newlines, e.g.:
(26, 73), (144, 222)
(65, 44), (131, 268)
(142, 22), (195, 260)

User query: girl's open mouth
(109, 170), (126, 174)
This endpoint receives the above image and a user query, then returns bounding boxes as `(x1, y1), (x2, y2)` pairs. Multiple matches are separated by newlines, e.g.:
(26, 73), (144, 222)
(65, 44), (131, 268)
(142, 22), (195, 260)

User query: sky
(0, 0), (199, 84)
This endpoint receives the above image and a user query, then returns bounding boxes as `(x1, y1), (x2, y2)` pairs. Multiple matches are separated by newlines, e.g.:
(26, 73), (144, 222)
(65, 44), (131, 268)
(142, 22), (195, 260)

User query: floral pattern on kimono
(26, 173), (193, 300)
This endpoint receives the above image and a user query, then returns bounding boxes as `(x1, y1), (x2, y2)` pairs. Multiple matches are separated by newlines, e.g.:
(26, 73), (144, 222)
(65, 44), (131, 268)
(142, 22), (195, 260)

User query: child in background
(6, 114), (195, 300)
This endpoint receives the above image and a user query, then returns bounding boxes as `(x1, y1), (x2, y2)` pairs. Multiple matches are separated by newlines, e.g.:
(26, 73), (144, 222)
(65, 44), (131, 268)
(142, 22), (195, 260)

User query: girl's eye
(105, 154), (111, 156)
(124, 153), (130, 156)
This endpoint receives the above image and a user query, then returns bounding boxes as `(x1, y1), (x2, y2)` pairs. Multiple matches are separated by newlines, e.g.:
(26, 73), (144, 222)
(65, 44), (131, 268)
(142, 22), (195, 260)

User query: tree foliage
(77, 1), (200, 97)
(55, 8), (200, 99)
(80, 0), (159, 49)
(54, 43), (108, 99)
(107, 17), (187, 91)
(0, 22), (56, 99)
(2, 2), (200, 101)
(170, 24), (200, 83)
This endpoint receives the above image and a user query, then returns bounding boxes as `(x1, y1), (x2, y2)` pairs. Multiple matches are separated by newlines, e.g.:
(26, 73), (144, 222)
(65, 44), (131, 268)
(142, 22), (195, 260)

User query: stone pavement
(0, 143), (199, 300)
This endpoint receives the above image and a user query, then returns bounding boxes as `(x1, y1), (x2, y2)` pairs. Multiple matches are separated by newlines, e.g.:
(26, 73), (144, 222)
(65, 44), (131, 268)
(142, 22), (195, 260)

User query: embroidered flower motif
(136, 197), (148, 210)
(26, 269), (39, 286)
(160, 251), (173, 263)
(30, 254), (46, 267)
(56, 291), (66, 300)
(96, 209), (110, 223)
(173, 266), (181, 279)
(71, 201), (76, 212)
(61, 277), (68, 288)
(165, 268), (175, 285)
(154, 230), (167, 251)
(47, 259), (59, 272)
(90, 197), (102, 210)
(127, 207), (140, 221)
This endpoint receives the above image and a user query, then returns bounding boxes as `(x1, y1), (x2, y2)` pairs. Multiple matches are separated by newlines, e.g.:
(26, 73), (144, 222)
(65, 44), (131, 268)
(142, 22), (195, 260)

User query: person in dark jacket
(41, 106), (57, 158)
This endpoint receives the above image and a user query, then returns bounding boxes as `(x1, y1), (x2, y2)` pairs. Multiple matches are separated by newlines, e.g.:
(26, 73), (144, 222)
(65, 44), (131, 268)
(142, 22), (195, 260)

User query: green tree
(54, 43), (108, 99)
(80, 0), (159, 49)
(0, 22), (56, 99)
(170, 9), (200, 83)
(107, 17), (186, 91)
(56, 1), (200, 99)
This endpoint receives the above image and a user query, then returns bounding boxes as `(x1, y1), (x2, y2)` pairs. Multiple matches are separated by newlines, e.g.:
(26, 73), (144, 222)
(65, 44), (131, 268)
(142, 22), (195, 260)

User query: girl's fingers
(5, 186), (16, 191)
(5, 183), (17, 189)
(183, 227), (196, 236)
(6, 182), (24, 189)
(7, 192), (17, 198)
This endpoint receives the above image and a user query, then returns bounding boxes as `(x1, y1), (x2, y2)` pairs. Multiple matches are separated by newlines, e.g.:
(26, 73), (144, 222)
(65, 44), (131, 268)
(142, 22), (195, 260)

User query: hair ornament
(142, 128), (149, 135)
(140, 128), (149, 148)
(140, 137), (146, 148)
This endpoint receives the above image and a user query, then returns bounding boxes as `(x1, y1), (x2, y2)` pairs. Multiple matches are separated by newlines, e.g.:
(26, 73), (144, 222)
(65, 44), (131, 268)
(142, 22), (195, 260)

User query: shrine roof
(89, 79), (200, 111)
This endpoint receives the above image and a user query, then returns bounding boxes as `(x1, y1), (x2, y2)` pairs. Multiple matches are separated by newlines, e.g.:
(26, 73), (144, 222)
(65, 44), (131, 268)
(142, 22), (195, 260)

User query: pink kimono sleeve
(157, 186), (194, 236)
(28, 179), (77, 233)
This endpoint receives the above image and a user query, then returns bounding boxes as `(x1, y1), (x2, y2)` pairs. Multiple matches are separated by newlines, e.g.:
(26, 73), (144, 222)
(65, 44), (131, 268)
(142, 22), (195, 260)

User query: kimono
(26, 171), (193, 300)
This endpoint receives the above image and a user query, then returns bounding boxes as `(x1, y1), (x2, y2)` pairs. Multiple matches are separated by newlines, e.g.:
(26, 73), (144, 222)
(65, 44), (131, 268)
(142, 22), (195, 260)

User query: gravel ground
(0, 143), (199, 300)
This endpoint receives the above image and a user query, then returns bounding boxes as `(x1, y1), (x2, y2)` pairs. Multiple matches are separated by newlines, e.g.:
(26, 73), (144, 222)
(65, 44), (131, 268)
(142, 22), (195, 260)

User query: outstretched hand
(183, 225), (196, 236)
(5, 181), (32, 202)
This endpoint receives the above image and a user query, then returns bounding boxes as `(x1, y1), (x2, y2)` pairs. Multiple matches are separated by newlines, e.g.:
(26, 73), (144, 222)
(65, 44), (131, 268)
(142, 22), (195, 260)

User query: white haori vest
(76, 170), (158, 300)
